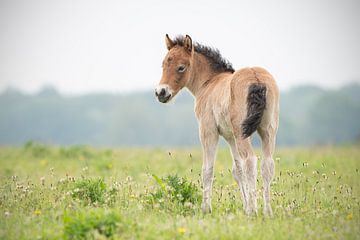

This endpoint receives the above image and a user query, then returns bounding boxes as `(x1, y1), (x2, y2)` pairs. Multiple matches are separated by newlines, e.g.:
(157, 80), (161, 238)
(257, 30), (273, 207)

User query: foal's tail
(242, 83), (267, 138)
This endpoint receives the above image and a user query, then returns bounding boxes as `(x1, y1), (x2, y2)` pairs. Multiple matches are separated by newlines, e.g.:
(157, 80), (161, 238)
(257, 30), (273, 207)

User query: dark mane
(172, 35), (235, 73)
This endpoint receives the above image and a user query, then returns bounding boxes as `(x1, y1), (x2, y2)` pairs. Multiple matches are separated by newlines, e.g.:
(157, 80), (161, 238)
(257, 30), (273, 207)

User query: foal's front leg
(199, 123), (219, 214)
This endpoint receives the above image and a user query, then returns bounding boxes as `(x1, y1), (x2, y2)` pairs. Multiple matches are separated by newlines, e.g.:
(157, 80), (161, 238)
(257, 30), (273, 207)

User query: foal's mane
(172, 36), (235, 74)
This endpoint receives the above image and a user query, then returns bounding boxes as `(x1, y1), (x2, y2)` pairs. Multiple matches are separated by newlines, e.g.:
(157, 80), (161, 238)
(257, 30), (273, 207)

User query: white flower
(40, 177), (45, 185)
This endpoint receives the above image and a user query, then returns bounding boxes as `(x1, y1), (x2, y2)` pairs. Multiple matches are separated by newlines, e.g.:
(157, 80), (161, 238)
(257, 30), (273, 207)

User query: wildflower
(4, 211), (10, 217)
(40, 177), (45, 186)
(184, 202), (193, 208)
(346, 213), (353, 220)
(227, 214), (235, 221)
(50, 167), (55, 177)
(67, 175), (75, 182)
(40, 159), (48, 166)
(23, 186), (30, 193)
(34, 210), (41, 216)
(177, 227), (186, 234)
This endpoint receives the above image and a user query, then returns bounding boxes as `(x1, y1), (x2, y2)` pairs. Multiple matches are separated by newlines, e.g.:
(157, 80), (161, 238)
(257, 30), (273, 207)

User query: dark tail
(242, 83), (267, 138)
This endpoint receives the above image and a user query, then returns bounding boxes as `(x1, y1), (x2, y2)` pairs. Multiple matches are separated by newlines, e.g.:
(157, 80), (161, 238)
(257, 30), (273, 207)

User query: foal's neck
(186, 52), (231, 98)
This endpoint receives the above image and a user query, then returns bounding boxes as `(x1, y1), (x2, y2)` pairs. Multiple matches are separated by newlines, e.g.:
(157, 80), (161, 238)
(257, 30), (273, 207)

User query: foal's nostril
(159, 88), (166, 97)
(155, 87), (171, 103)
(155, 88), (166, 98)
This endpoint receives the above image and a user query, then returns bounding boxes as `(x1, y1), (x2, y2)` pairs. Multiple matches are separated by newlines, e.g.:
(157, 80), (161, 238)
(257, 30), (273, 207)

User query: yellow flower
(177, 227), (186, 234)
(40, 159), (48, 166)
(34, 210), (41, 216)
(346, 213), (353, 220)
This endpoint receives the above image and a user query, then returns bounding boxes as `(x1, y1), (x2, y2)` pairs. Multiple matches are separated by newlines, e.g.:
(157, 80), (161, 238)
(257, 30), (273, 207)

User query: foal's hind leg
(258, 125), (277, 216)
(225, 136), (248, 211)
(231, 132), (258, 215)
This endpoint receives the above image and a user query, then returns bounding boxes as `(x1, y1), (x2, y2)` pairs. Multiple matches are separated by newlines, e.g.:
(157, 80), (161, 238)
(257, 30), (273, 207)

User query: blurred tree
(0, 83), (359, 146)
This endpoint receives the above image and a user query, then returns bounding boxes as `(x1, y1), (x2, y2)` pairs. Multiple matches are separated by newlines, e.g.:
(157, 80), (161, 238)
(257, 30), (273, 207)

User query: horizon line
(1, 81), (359, 97)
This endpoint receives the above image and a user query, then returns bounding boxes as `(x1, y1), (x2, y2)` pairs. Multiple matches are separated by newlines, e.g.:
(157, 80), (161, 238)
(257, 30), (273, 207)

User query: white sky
(0, 0), (359, 94)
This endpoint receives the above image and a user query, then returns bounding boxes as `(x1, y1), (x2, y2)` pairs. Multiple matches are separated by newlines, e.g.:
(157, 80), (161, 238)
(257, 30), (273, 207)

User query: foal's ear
(165, 34), (174, 50)
(184, 35), (193, 52)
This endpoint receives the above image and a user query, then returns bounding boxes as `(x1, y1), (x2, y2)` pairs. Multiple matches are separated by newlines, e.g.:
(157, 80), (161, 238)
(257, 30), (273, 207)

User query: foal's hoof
(245, 206), (258, 216)
(263, 206), (273, 217)
(201, 202), (212, 214)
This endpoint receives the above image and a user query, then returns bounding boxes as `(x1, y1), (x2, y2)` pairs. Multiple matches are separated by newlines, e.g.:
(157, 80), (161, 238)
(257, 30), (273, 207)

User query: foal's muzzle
(155, 85), (172, 103)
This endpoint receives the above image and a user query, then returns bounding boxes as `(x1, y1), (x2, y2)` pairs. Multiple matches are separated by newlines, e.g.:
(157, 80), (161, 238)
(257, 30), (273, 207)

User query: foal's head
(155, 34), (193, 103)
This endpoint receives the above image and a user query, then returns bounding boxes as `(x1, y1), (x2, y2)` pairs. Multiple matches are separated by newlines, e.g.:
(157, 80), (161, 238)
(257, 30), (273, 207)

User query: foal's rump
(230, 67), (278, 138)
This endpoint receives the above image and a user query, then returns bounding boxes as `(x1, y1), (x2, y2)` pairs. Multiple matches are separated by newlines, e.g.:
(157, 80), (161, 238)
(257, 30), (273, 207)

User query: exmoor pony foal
(155, 34), (279, 216)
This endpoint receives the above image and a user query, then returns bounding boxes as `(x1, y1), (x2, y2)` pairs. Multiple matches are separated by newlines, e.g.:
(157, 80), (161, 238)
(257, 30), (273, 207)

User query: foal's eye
(177, 65), (186, 73)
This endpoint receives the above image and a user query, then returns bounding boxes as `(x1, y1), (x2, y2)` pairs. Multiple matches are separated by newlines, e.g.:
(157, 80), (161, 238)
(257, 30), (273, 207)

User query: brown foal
(155, 34), (279, 216)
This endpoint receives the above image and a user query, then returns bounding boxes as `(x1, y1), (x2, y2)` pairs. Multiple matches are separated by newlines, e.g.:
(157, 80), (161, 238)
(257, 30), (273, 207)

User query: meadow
(0, 142), (359, 239)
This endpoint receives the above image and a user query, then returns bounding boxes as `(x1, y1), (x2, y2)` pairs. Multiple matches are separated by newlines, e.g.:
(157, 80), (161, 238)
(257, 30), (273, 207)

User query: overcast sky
(0, 0), (359, 95)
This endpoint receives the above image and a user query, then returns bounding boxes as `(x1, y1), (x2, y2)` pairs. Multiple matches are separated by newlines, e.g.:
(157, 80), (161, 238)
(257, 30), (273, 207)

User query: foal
(155, 34), (279, 216)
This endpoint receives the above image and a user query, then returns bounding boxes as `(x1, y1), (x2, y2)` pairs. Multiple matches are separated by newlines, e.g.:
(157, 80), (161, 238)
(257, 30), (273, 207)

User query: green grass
(0, 143), (359, 239)
(63, 209), (121, 240)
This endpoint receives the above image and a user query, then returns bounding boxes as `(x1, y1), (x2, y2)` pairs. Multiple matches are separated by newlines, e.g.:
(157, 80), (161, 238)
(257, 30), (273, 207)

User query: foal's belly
(213, 100), (234, 140)
(207, 78), (234, 140)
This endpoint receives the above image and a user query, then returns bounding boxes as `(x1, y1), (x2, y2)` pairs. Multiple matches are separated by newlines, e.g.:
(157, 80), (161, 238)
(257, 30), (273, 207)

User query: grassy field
(0, 142), (359, 239)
